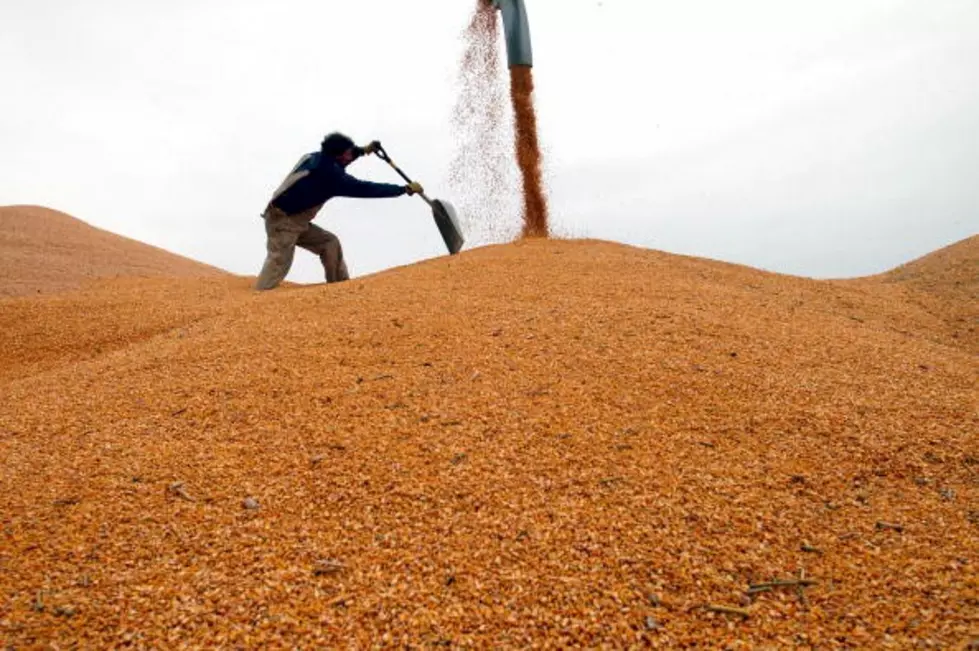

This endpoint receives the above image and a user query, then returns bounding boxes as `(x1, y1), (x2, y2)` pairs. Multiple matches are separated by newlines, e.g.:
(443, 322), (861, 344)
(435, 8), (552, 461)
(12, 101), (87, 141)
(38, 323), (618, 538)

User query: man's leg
(297, 223), (350, 283)
(255, 207), (306, 290)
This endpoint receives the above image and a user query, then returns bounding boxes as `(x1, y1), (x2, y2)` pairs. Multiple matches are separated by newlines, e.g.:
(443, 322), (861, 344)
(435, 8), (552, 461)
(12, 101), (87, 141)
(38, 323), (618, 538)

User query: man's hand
(405, 181), (424, 196)
(362, 140), (381, 155)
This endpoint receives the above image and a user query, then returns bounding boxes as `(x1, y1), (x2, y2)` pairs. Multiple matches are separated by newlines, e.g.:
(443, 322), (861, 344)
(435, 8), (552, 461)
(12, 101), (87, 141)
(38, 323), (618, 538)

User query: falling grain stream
(453, 0), (549, 240)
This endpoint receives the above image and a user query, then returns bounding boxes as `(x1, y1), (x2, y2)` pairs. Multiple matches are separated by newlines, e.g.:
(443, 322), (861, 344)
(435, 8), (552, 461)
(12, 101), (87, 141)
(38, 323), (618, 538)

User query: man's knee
(265, 246), (290, 266)
(256, 229), (298, 290)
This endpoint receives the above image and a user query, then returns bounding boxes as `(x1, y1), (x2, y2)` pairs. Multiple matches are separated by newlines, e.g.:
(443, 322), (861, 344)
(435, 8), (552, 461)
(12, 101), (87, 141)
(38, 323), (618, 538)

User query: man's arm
(333, 169), (408, 199)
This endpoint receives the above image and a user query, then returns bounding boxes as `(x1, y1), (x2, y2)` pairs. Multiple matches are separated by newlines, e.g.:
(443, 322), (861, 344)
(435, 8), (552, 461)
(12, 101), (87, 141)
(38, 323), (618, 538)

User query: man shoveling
(255, 132), (422, 290)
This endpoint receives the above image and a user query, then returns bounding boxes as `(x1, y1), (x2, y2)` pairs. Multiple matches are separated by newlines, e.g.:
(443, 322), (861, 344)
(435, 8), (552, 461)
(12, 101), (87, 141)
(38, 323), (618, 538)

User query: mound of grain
(0, 237), (975, 648)
(0, 205), (229, 297)
(883, 234), (978, 296)
(847, 235), (978, 354)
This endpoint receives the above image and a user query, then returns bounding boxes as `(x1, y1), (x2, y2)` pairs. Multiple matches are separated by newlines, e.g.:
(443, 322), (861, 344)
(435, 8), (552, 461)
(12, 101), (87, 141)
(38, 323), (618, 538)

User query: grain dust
(449, 0), (515, 244)
(451, 0), (550, 242)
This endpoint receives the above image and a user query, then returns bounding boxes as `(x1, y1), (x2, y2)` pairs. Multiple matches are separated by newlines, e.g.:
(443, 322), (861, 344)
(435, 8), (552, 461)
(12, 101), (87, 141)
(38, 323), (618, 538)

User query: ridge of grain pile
(0, 205), (229, 298)
(844, 234), (978, 354)
(1, 233), (976, 648)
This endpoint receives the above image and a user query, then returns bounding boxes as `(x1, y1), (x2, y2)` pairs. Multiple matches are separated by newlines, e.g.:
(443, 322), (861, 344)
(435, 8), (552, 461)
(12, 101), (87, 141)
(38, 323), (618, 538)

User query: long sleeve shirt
(269, 151), (406, 216)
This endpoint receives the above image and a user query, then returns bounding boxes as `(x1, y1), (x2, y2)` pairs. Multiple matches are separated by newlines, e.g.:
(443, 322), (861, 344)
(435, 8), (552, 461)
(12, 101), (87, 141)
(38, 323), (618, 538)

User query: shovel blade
(432, 199), (464, 255)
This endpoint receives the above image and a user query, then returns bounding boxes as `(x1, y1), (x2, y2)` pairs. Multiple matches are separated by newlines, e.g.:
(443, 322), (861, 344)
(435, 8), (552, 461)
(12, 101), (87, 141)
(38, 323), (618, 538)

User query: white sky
(2, 0), (977, 281)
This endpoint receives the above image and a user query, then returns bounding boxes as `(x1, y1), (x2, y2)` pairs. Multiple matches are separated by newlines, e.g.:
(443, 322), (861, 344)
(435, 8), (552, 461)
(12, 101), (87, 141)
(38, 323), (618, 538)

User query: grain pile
(0, 276), (253, 384)
(1, 234), (976, 647)
(0, 205), (228, 298)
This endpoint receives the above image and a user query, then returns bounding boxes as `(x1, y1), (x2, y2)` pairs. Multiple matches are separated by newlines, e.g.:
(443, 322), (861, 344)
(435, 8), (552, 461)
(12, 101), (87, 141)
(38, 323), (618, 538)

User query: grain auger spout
(492, 0), (533, 68)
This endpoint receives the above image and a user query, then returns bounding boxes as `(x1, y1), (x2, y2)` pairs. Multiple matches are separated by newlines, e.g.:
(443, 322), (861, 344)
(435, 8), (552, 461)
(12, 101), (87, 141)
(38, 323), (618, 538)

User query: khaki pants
(255, 204), (350, 290)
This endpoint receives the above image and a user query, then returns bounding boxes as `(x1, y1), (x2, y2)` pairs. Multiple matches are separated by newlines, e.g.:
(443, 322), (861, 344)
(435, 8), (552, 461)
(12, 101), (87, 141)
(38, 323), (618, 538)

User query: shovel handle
(373, 146), (433, 206)
(373, 145), (408, 181)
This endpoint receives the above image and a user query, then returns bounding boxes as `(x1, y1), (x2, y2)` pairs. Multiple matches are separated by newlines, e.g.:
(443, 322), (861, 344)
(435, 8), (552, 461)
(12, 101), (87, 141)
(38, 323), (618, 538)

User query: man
(255, 132), (422, 290)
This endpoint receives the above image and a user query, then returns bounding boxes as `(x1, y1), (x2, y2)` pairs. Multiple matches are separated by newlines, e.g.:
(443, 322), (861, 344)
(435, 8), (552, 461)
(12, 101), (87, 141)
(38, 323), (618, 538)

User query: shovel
(373, 145), (465, 255)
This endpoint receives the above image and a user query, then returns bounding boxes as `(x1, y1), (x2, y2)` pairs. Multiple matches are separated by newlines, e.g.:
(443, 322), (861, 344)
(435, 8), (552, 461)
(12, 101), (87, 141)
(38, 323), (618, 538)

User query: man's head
(321, 132), (358, 166)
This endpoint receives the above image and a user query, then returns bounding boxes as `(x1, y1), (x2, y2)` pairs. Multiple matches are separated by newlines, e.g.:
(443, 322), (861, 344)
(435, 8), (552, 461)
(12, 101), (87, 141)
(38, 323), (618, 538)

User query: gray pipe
(492, 0), (533, 67)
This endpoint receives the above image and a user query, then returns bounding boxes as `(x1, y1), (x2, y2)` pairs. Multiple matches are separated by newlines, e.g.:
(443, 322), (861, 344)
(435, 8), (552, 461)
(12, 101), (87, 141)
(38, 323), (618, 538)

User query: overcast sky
(2, 0), (977, 282)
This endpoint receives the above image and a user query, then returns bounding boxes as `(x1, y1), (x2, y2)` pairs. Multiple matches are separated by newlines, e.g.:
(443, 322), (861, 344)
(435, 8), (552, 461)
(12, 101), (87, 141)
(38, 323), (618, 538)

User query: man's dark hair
(321, 132), (356, 158)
